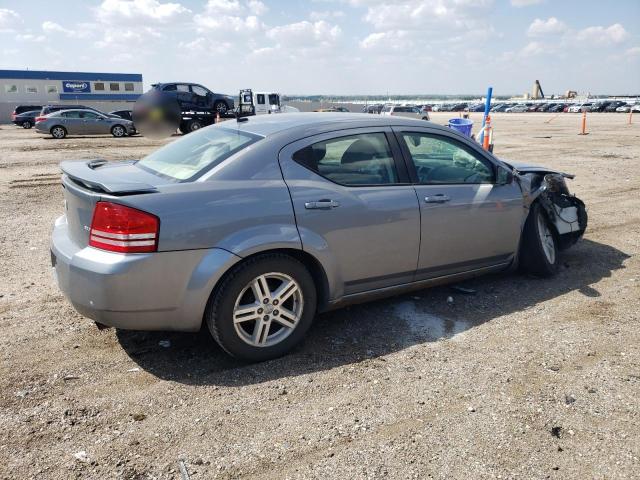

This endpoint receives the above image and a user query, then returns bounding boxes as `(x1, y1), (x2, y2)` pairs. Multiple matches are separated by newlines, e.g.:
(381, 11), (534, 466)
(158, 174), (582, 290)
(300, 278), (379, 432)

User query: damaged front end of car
(509, 163), (588, 250)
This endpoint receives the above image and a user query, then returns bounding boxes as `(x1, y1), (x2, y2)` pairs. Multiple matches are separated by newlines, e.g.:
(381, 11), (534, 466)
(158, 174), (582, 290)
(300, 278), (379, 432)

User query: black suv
(150, 83), (235, 114)
(11, 105), (42, 122)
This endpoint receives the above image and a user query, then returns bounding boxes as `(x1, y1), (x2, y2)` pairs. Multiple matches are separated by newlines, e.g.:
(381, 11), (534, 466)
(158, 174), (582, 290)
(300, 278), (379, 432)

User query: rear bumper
(51, 215), (241, 331)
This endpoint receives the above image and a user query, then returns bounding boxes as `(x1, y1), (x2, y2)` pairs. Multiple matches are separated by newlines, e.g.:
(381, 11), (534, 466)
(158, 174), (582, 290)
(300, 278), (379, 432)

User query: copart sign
(62, 81), (91, 93)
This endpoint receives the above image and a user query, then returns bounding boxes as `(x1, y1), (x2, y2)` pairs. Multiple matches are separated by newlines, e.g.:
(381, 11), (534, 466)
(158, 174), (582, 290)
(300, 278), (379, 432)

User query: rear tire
(520, 202), (559, 277)
(50, 126), (67, 139)
(186, 119), (202, 132)
(204, 253), (317, 362)
(22, 121), (33, 129)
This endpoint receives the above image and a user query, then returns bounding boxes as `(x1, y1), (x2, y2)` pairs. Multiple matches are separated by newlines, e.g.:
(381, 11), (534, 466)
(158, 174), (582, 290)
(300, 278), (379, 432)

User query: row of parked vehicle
(362, 100), (640, 115)
(11, 104), (135, 138)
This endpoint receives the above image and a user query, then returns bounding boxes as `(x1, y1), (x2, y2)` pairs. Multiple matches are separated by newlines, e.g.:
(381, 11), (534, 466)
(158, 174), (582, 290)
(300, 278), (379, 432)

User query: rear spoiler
(60, 160), (158, 194)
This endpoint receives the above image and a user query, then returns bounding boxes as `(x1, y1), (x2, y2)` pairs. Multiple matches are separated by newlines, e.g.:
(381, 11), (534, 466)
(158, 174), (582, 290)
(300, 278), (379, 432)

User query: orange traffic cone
(482, 115), (492, 151)
(578, 111), (588, 135)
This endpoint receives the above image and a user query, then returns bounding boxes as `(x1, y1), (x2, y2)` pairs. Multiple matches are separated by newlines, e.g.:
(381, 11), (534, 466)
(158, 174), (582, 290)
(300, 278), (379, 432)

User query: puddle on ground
(393, 301), (472, 341)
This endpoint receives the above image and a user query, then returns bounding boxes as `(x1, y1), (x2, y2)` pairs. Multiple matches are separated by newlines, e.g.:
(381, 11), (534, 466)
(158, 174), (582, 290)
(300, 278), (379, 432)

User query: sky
(1, 0), (639, 96)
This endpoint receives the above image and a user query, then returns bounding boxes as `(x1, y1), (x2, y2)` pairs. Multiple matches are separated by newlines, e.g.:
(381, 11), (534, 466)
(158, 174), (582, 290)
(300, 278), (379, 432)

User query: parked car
(632, 104), (640, 113)
(591, 102), (611, 112)
(10, 105), (42, 123)
(40, 104), (123, 119)
(548, 104), (566, 113)
(505, 104), (528, 113)
(418, 104), (433, 112)
(362, 104), (383, 114)
(51, 113), (587, 361)
(465, 104), (485, 112)
(150, 83), (235, 115)
(35, 109), (135, 139)
(616, 104), (633, 113)
(109, 110), (133, 121)
(491, 104), (511, 113)
(381, 105), (430, 120)
(433, 104), (453, 112)
(450, 103), (468, 112)
(605, 101), (627, 112)
(11, 109), (40, 129)
(567, 103), (593, 113)
(314, 107), (350, 113)
(537, 104), (553, 112)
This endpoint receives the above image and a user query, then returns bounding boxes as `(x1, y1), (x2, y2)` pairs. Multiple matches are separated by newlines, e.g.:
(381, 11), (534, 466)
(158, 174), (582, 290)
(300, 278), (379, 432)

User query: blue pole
(482, 86), (493, 127)
(479, 86), (493, 143)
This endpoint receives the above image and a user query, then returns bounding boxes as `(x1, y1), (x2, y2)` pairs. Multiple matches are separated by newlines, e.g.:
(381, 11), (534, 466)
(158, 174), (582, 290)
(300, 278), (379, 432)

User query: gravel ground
(0, 112), (639, 479)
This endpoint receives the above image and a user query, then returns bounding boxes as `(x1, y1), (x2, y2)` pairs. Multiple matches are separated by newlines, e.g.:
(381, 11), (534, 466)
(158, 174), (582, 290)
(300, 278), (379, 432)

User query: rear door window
(292, 133), (399, 186)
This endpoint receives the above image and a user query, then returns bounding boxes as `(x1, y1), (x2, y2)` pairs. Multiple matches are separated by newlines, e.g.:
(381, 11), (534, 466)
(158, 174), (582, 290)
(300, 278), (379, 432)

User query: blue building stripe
(59, 93), (141, 101)
(0, 70), (142, 82)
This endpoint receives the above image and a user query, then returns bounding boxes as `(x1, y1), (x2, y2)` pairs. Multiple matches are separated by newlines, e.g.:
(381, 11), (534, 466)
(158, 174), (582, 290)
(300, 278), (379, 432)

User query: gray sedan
(36, 109), (135, 139)
(51, 113), (587, 361)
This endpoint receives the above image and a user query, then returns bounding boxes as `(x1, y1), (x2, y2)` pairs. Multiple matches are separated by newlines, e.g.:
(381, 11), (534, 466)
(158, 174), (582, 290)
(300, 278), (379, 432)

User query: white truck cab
(253, 92), (281, 114)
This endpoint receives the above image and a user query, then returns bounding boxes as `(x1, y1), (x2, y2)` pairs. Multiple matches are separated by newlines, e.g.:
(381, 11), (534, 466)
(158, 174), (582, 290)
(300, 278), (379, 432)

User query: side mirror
(496, 165), (513, 185)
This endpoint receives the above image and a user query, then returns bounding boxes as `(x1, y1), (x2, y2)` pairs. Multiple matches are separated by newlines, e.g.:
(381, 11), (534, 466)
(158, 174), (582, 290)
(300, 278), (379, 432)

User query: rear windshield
(137, 127), (261, 181)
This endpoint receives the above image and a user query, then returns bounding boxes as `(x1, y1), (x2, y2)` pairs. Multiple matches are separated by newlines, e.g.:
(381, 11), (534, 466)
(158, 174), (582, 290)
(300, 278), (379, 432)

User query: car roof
(221, 112), (450, 137)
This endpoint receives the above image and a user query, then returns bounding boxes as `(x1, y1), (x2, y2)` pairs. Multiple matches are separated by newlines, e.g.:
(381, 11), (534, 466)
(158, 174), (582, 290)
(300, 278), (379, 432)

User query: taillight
(89, 201), (159, 253)
(35, 117), (46, 123)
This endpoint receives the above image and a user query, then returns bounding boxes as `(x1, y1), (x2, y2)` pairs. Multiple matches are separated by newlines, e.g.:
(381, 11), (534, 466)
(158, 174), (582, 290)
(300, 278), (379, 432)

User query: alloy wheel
(537, 214), (556, 264)
(232, 272), (304, 348)
(52, 127), (65, 138)
(113, 126), (125, 137)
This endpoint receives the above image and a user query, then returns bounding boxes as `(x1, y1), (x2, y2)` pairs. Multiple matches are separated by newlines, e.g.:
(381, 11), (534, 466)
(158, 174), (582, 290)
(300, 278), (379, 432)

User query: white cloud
(625, 46), (640, 57)
(520, 41), (547, 56)
(194, 13), (262, 34)
(267, 20), (341, 48)
(96, 0), (189, 24)
(574, 23), (628, 45)
(204, 0), (241, 14)
(41, 21), (92, 39)
(309, 10), (345, 21)
(360, 30), (413, 52)
(528, 17), (566, 36)
(247, 0), (267, 16)
(17, 33), (45, 42)
(362, 0), (493, 31)
(511, 0), (543, 6)
(0, 8), (21, 32)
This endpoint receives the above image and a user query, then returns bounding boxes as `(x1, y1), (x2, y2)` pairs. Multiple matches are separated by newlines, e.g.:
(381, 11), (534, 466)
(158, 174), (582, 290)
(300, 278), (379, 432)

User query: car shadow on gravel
(116, 238), (629, 386)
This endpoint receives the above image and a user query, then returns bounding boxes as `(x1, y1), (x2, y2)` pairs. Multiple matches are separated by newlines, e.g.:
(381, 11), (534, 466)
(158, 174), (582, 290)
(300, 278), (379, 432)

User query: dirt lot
(1, 112), (639, 479)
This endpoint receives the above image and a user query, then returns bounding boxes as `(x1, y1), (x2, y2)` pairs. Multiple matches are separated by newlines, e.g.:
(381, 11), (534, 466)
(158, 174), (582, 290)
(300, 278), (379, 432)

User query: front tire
(205, 254), (317, 362)
(111, 125), (126, 137)
(214, 101), (228, 115)
(520, 202), (559, 277)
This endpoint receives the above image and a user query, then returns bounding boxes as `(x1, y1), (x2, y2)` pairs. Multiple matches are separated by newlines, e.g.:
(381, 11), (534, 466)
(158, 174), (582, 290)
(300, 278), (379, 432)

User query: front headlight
(544, 174), (569, 194)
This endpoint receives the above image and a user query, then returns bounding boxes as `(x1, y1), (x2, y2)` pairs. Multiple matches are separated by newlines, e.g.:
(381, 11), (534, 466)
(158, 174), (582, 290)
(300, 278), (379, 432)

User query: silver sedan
(35, 109), (135, 139)
(51, 113), (587, 361)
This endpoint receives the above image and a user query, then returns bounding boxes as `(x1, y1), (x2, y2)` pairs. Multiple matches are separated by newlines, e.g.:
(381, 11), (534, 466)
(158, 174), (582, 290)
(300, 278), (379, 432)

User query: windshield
(137, 127), (261, 181)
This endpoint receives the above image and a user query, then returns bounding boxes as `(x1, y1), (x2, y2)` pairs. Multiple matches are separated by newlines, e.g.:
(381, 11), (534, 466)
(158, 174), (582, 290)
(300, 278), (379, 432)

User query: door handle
(305, 199), (340, 210)
(424, 194), (450, 204)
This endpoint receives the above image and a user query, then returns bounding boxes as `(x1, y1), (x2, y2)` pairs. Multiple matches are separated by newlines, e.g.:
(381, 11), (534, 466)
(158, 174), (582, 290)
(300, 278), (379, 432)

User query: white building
(0, 69), (143, 121)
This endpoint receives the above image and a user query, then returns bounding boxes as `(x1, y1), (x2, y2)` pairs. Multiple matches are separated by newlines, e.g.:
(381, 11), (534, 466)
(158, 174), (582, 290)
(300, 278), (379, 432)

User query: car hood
(500, 160), (575, 179)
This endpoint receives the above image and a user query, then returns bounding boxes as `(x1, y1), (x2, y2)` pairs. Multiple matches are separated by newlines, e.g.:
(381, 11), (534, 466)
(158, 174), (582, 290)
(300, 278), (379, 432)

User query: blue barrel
(448, 118), (473, 137)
